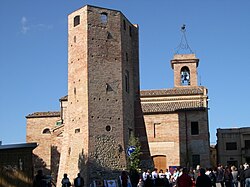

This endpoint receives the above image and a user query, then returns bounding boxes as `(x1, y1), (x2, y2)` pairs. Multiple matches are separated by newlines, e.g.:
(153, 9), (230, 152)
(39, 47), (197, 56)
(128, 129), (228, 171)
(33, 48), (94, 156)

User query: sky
(0, 0), (250, 145)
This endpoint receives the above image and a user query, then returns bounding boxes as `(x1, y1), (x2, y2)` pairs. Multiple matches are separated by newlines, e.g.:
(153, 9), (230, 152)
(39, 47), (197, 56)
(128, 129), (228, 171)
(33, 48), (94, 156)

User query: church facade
(26, 5), (210, 186)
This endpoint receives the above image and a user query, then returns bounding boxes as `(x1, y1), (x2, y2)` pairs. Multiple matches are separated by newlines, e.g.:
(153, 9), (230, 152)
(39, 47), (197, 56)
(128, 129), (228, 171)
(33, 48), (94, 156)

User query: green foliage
(127, 135), (142, 171)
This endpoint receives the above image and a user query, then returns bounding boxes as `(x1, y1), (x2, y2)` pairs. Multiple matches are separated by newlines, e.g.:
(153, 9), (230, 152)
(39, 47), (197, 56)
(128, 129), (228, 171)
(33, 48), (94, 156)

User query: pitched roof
(26, 111), (60, 118)
(140, 87), (206, 97)
(59, 95), (68, 101)
(140, 87), (208, 114)
(141, 101), (205, 114)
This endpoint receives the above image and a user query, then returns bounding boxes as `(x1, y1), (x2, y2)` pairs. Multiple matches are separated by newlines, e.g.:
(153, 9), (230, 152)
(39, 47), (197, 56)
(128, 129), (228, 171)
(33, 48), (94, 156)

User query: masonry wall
(217, 128), (250, 167)
(143, 109), (210, 169)
(57, 5), (139, 185)
(178, 110), (210, 168)
(144, 113), (180, 168)
(26, 116), (60, 175)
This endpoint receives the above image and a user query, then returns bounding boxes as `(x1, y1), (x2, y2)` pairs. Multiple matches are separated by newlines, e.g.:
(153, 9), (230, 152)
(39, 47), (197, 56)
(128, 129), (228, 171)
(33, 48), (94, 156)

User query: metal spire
(175, 24), (194, 54)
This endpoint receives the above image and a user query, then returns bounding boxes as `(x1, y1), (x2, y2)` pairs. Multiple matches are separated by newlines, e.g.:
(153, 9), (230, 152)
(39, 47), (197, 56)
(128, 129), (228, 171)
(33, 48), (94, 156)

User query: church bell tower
(171, 53), (199, 87)
(171, 25), (199, 87)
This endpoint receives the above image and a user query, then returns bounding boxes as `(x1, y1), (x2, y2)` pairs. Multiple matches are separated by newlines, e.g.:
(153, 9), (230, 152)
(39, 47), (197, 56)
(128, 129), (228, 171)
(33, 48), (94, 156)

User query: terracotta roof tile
(26, 111), (60, 118)
(142, 101), (205, 113)
(60, 95), (68, 101)
(140, 87), (206, 97)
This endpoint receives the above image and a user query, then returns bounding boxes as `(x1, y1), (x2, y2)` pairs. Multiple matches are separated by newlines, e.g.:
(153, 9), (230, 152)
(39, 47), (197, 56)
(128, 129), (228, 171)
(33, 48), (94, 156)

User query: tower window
(74, 15), (80, 27)
(100, 12), (108, 24)
(125, 70), (129, 93)
(74, 36), (76, 43)
(123, 20), (126, 30)
(191, 121), (199, 135)
(153, 123), (161, 138)
(42, 128), (51, 134)
(129, 26), (132, 37)
(106, 125), (111, 132)
(129, 128), (133, 138)
(126, 52), (128, 62)
(180, 66), (190, 86)
(75, 128), (80, 133)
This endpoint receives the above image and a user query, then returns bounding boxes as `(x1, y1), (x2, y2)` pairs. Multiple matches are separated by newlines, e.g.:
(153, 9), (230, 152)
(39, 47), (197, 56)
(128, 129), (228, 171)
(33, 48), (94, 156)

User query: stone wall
(26, 115), (60, 176)
(57, 5), (140, 186)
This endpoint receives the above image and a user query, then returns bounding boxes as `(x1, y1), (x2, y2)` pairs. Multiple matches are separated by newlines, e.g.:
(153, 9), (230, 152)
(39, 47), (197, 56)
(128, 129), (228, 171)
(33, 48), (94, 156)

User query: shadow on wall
(76, 146), (141, 186)
(33, 146), (60, 184)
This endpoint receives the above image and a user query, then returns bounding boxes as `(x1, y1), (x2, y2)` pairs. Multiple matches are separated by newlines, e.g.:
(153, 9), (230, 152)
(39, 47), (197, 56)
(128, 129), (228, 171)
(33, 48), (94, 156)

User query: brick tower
(57, 5), (140, 185)
(171, 54), (199, 87)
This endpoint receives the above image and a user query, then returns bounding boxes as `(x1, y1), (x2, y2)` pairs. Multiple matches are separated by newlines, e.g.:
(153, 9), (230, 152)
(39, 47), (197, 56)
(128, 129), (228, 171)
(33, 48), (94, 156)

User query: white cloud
(21, 16), (29, 34)
(20, 16), (53, 34)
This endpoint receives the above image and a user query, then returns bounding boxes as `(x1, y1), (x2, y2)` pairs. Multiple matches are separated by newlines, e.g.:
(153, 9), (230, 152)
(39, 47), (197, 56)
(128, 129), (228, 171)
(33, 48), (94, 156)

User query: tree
(127, 135), (142, 171)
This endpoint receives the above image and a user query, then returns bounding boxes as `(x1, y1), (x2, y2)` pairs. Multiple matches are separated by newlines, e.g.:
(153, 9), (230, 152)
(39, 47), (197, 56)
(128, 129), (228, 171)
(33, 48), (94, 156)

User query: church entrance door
(152, 155), (166, 170)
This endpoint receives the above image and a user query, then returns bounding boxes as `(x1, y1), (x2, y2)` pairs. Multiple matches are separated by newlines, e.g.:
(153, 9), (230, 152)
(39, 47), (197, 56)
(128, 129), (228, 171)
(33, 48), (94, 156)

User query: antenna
(175, 24), (194, 54)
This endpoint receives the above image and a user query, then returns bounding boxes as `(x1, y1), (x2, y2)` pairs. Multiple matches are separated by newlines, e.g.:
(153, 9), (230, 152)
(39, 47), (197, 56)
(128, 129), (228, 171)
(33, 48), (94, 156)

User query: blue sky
(0, 0), (250, 145)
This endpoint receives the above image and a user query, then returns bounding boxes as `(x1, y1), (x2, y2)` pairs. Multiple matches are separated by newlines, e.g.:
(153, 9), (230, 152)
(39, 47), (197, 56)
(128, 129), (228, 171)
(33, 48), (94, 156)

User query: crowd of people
(32, 162), (250, 187)
(138, 163), (250, 187)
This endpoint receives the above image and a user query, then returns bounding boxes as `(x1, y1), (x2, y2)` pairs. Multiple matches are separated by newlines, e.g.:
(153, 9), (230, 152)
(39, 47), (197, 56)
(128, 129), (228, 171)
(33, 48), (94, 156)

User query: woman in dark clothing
(223, 167), (233, 187)
(238, 165), (245, 187)
(121, 171), (128, 187)
(196, 168), (212, 187)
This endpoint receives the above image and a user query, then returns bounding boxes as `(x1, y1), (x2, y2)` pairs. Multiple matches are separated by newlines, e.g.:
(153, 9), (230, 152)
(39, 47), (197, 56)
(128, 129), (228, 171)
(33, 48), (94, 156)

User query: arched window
(74, 15), (80, 27)
(42, 128), (51, 134)
(180, 66), (190, 86)
(100, 12), (108, 24)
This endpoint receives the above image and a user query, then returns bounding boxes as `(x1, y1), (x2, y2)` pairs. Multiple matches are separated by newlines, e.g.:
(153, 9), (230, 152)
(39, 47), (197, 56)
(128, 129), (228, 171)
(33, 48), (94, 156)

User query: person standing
(61, 173), (71, 187)
(33, 169), (45, 187)
(74, 173), (84, 187)
(151, 168), (158, 186)
(238, 164), (245, 187)
(217, 165), (225, 187)
(121, 171), (128, 187)
(244, 164), (250, 187)
(196, 168), (212, 187)
(176, 167), (193, 187)
(208, 168), (216, 187)
(223, 167), (232, 187)
(231, 166), (238, 187)
(165, 169), (172, 181)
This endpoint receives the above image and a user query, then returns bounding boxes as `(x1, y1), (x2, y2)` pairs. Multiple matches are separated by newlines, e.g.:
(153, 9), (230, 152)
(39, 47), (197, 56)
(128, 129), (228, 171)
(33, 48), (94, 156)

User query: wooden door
(152, 155), (166, 170)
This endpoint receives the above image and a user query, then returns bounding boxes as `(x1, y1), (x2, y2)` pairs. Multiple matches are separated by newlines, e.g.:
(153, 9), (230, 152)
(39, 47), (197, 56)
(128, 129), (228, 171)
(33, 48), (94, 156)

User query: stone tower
(57, 5), (139, 185)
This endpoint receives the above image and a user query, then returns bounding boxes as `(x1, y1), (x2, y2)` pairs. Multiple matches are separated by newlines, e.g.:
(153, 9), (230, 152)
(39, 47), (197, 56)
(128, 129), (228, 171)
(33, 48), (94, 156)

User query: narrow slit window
(125, 70), (129, 93)
(74, 15), (80, 27)
(123, 20), (126, 30)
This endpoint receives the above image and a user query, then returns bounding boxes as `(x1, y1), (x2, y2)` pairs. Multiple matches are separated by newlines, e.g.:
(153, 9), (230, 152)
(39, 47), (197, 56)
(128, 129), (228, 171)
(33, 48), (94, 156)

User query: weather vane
(181, 24), (186, 32)
(175, 24), (194, 54)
